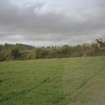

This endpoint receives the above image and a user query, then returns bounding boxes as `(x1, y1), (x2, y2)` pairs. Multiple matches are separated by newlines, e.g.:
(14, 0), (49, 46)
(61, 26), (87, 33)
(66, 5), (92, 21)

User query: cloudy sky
(0, 0), (105, 46)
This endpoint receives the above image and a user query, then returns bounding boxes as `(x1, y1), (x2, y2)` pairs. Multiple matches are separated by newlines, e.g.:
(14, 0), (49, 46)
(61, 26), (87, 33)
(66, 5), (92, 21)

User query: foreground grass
(0, 57), (105, 105)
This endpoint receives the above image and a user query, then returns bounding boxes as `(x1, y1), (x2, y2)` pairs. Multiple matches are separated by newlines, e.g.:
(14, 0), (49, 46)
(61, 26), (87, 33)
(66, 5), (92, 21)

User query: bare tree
(96, 38), (105, 48)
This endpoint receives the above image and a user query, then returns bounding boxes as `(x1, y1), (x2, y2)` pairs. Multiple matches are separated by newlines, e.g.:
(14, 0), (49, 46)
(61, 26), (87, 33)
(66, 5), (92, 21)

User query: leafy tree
(11, 48), (22, 60)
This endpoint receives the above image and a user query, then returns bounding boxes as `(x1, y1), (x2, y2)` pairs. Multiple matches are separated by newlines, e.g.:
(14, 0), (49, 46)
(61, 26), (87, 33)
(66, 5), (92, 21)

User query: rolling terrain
(0, 57), (105, 105)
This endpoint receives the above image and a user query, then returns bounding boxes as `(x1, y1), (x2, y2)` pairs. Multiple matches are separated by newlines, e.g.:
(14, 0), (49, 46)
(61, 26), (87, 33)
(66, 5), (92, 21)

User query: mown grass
(0, 56), (105, 105)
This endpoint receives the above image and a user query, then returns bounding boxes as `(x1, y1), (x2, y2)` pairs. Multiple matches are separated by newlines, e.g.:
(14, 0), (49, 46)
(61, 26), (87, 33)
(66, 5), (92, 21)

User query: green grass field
(0, 57), (105, 105)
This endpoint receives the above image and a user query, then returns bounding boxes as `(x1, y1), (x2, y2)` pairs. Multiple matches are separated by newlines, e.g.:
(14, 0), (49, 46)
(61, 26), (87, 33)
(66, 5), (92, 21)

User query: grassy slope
(0, 57), (105, 105)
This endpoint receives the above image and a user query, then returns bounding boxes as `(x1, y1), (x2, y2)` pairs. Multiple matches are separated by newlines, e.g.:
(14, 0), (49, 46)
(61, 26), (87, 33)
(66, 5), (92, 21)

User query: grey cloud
(0, 0), (105, 46)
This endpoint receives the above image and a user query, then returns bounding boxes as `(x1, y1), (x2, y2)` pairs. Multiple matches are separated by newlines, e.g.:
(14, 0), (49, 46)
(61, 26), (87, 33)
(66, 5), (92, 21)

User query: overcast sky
(0, 0), (105, 46)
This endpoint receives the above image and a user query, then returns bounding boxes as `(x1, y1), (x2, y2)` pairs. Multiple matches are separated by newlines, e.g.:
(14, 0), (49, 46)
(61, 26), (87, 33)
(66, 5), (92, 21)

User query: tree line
(0, 39), (105, 61)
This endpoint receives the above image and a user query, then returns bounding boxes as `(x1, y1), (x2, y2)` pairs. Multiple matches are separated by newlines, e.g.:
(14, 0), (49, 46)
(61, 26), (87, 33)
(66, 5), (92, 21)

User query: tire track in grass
(63, 62), (105, 104)
(0, 75), (60, 103)
(72, 66), (105, 97)
(74, 67), (105, 92)
(0, 78), (49, 103)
